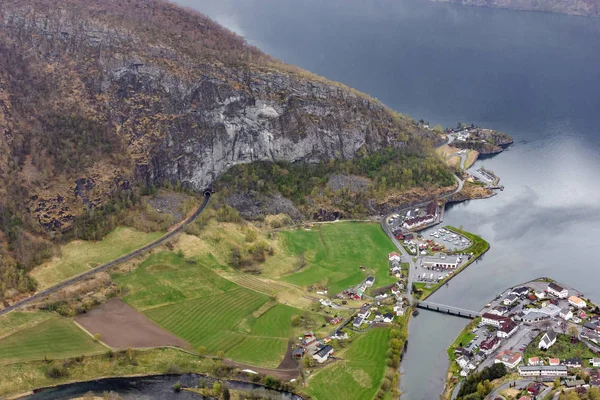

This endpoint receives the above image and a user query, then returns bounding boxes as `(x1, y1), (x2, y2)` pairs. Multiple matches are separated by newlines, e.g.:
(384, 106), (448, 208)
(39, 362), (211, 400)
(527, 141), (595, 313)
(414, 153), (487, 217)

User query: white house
(495, 350), (522, 369)
(535, 290), (546, 299)
(388, 252), (401, 262)
(394, 303), (405, 316)
(313, 345), (333, 364)
(503, 294), (518, 306)
(457, 355), (469, 369)
(591, 358), (600, 367)
(364, 276), (375, 287)
(490, 306), (508, 316)
(547, 282), (568, 299)
(510, 286), (529, 297)
(569, 295), (586, 309)
(382, 313), (394, 323)
(353, 317), (363, 327)
(497, 320), (518, 338)
(560, 308), (573, 321)
(539, 329), (557, 350)
(357, 306), (371, 320)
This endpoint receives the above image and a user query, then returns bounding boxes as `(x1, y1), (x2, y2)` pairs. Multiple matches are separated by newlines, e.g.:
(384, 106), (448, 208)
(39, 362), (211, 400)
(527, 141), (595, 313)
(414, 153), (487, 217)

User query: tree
(589, 387), (600, 400)
(216, 350), (224, 360)
(212, 381), (222, 396)
(553, 377), (561, 389)
(433, 124), (444, 134)
(197, 346), (207, 357)
(93, 333), (101, 341)
(568, 325), (579, 338)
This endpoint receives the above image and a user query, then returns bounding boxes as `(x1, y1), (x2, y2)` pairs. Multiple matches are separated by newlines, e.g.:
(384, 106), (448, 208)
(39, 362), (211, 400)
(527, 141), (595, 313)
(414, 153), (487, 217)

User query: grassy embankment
(0, 348), (212, 397)
(414, 226), (490, 301)
(30, 227), (163, 289)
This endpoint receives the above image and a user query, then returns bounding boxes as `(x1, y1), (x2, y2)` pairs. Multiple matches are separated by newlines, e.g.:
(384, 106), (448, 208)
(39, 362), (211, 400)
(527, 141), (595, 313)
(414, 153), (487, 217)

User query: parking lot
(413, 253), (470, 284)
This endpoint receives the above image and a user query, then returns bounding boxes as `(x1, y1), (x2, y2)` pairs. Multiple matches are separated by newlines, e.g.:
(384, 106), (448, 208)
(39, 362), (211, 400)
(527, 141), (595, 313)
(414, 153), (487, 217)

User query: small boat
(412, 309), (420, 316)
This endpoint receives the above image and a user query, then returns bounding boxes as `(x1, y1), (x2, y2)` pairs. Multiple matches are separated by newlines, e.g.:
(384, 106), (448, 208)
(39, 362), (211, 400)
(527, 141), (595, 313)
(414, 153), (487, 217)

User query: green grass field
(0, 312), (54, 340)
(280, 222), (396, 294)
(0, 317), (105, 364)
(31, 227), (163, 289)
(143, 288), (312, 368)
(113, 252), (238, 309)
(305, 327), (390, 400)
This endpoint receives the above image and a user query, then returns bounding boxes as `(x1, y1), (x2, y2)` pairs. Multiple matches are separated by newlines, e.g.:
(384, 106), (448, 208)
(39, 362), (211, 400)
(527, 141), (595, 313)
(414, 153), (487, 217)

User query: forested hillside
(0, 0), (452, 300)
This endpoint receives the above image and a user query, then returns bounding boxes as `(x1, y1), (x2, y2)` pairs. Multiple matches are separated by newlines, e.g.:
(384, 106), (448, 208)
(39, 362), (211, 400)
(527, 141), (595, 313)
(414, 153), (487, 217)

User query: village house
(590, 358), (600, 367)
(527, 382), (542, 397)
(497, 320), (518, 338)
(394, 302), (405, 316)
(490, 305), (508, 316)
(511, 286), (529, 297)
(481, 312), (512, 328)
(353, 317), (363, 328)
(457, 355), (469, 369)
(373, 312), (383, 323)
(331, 330), (348, 340)
(503, 294), (519, 306)
(313, 345), (333, 364)
(357, 306), (371, 320)
(535, 289), (546, 299)
(382, 312), (394, 323)
(528, 357), (543, 366)
(302, 332), (317, 346)
(548, 358), (561, 366)
(388, 252), (401, 262)
(495, 350), (522, 369)
(560, 307), (573, 321)
(518, 365), (568, 378)
(564, 357), (582, 368)
(292, 347), (305, 359)
(480, 337), (500, 355)
(569, 295), (586, 309)
(364, 276), (375, 287)
(402, 214), (435, 230)
(547, 282), (569, 299)
(539, 329), (557, 350)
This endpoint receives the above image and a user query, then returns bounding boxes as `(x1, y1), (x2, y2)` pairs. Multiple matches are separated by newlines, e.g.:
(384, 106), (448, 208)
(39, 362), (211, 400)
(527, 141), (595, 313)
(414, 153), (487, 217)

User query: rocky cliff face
(431, 0), (600, 17)
(0, 0), (430, 235)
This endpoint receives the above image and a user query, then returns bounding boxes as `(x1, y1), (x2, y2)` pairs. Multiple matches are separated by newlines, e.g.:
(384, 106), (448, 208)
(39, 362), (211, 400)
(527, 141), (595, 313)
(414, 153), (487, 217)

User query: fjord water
(178, 0), (600, 398)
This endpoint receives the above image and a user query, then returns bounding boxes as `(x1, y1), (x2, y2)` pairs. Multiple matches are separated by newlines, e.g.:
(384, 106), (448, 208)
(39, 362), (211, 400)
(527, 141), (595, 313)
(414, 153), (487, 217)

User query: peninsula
(444, 278), (600, 400)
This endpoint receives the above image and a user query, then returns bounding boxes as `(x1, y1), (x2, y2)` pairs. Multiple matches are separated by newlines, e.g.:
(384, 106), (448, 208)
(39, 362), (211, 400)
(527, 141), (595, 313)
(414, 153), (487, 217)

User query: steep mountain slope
(431, 0), (600, 17)
(0, 0), (450, 298)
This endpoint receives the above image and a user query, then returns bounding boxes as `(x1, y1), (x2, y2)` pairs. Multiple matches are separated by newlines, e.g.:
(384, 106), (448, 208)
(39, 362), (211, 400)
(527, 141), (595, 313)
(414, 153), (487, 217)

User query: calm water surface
(175, 1), (600, 398)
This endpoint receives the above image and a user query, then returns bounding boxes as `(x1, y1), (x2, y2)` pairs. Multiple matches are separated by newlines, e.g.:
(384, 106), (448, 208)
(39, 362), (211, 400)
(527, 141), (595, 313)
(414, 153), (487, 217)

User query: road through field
(0, 192), (212, 316)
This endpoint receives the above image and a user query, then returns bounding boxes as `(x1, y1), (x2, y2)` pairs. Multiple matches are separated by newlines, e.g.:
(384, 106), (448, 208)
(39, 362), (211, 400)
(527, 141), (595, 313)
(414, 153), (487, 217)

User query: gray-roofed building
(313, 345), (334, 363)
(539, 329), (557, 350)
(518, 365), (568, 377)
(422, 255), (459, 269)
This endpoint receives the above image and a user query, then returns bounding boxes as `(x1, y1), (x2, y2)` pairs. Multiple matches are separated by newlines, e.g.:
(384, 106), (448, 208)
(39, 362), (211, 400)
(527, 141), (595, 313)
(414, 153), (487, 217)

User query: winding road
(0, 192), (212, 316)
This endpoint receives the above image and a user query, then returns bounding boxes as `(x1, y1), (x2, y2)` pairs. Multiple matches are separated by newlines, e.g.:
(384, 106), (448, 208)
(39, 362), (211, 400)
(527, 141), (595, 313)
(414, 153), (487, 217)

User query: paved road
(484, 379), (541, 400)
(0, 192), (212, 316)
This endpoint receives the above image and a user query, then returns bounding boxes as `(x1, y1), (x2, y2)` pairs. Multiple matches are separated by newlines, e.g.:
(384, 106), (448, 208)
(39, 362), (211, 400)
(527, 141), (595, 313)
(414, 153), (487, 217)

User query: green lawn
(280, 222), (396, 294)
(305, 327), (390, 400)
(0, 317), (105, 364)
(524, 332), (597, 360)
(31, 227), (163, 289)
(113, 252), (238, 309)
(447, 318), (480, 361)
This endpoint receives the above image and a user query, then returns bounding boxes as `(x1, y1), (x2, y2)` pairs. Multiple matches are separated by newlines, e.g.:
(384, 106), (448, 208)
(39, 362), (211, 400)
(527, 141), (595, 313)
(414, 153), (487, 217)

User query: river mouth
(22, 374), (302, 400)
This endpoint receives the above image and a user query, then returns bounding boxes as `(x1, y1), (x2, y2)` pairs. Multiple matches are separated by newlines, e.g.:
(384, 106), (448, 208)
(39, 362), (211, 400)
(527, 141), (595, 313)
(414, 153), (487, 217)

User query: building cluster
(455, 281), (600, 381)
(401, 202), (438, 230)
(292, 331), (335, 364)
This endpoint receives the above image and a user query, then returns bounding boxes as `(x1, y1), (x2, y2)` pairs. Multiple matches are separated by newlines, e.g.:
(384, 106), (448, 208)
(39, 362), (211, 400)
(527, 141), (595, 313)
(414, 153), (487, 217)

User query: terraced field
(281, 222), (397, 294)
(0, 317), (105, 364)
(229, 275), (292, 296)
(114, 252), (238, 309)
(305, 327), (391, 400)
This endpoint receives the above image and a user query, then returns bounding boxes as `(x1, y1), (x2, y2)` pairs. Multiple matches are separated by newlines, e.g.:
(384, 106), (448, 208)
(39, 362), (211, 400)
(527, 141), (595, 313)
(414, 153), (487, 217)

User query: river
(174, 0), (600, 398)
(24, 374), (301, 400)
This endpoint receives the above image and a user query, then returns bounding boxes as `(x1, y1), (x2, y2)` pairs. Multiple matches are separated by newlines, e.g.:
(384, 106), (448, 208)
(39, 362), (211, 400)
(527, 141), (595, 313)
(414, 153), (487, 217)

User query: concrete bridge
(416, 301), (481, 319)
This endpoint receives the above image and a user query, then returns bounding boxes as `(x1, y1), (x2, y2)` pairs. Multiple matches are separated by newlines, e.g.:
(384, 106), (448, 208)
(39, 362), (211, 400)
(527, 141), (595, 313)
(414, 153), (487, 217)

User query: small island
(443, 278), (600, 400)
